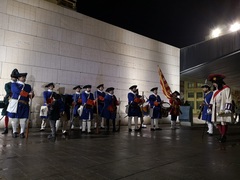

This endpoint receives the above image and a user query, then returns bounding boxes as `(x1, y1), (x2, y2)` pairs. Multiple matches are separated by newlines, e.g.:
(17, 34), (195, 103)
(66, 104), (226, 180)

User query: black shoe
(20, 133), (25, 138)
(208, 133), (213, 136)
(128, 128), (132, 132)
(219, 135), (226, 143)
(40, 129), (45, 132)
(47, 134), (56, 139)
(135, 128), (141, 132)
(62, 131), (68, 135)
(2, 128), (8, 134)
(150, 128), (155, 131)
(155, 128), (162, 130)
(12, 132), (18, 138)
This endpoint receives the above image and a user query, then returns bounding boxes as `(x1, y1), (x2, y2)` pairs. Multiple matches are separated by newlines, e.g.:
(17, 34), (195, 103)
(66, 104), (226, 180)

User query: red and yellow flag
(158, 66), (172, 99)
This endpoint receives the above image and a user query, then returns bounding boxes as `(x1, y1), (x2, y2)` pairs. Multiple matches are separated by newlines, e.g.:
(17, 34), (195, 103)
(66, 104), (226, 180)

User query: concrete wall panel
(0, 0), (180, 127)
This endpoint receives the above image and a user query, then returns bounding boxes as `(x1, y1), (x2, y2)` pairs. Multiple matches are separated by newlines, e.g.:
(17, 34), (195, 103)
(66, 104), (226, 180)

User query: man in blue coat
(1, 69), (19, 134)
(94, 84), (105, 129)
(127, 85), (143, 132)
(201, 83), (213, 136)
(40, 82), (55, 131)
(8, 71), (34, 138)
(101, 87), (120, 132)
(148, 87), (162, 131)
(81, 85), (95, 133)
(72, 85), (82, 129)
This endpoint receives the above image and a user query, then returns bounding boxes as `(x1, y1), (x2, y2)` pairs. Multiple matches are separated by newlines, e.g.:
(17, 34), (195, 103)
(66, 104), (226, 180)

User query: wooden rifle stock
(95, 99), (100, 134)
(26, 95), (33, 139)
(116, 98), (121, 132)
(139, 91), (145, 131)
(198, 105), (204, 119)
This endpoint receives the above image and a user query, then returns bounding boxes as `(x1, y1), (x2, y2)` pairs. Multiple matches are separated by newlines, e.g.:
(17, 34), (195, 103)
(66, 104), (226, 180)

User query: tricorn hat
(106, 87), (114, 92)
(129, 85), (137, 90)
(73, 85), (82, 90)
(83, 85), (92, 89)
(16, 72), (27, 78)
(172, 91), (180, 95)
(10, 69), (19, 78)
(208, 74), (225, 82)
(45, 82), (55, 88)
(201, 79), (211, 88)
(97, 84), (104, 89)
(150, 87), (158, 92)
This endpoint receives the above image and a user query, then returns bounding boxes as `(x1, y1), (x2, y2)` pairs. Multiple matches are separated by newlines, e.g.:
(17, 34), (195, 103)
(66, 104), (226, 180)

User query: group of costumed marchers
(1, 68), (234, 143)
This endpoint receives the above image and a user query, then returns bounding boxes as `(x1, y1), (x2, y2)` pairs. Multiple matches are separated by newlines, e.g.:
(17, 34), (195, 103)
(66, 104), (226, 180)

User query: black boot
(112, 119), (116, 132)
(219, 135), (226, 143)
(106, 119), (110, 132)
(2, 128), (8, 134)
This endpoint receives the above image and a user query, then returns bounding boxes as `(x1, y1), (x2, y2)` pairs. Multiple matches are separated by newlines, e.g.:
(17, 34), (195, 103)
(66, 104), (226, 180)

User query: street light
(211, 28), (221, 38)
(229, 22), (240, 32)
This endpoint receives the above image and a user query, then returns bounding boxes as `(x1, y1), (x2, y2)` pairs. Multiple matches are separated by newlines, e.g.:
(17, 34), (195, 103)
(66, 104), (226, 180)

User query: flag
(158, 66), (172, 99)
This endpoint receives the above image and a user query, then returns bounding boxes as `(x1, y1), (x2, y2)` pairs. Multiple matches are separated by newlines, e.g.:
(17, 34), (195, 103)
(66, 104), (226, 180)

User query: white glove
(207, 109), (212, 114)
(224, 110), (231, 114)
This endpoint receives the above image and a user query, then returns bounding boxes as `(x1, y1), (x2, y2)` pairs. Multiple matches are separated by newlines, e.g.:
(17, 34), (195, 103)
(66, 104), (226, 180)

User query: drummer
(148, 87), (162, 131)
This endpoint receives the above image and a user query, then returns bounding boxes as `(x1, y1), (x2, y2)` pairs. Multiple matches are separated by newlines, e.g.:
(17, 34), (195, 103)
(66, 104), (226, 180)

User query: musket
(26, 89), (34, 139)
(198, 104), (204, 119)
(69, 95), (75, 133)
(138, 91), (145, 131)
(95, 98), (100, 134)
(116, 98), (121, 132)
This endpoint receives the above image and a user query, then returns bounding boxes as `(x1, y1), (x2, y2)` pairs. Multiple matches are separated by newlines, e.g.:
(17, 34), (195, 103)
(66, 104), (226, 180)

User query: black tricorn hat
(201, 84), (211, 88)
(73, 85), (82, 90)
(16, 72), (28, 78)
(172, 91), (180, 95)
(97, 84), (104, 89)
(150, 87), (158, 92)
(106, 87), (114, 92)
(45, 82), (55, 88)
(10, 69), (19, 78)
(83, 85), (92, 89)
(129, 85), (137, 90)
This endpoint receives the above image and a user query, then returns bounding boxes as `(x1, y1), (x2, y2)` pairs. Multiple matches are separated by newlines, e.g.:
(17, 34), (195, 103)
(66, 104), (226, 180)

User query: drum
(161, 102), (171, 117)
(142, 102), (150, 116)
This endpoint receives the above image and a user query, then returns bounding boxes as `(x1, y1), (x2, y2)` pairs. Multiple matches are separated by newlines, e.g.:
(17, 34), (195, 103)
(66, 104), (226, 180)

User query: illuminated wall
(0, 0), (180, 127)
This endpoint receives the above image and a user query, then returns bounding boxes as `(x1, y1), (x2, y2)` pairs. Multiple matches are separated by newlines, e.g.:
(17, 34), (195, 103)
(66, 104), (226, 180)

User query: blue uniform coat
(148, 93), (162, 119)
(101, 94), (118, 120)
(72, 92), (82, 117)
(127, 91), (141, 117)
(8, 81), (32, 119)
(94, 90), (105, 116)
(202, 91), (213, 122)
(80, 91), (95, 120)
(41, 90), (54, 118)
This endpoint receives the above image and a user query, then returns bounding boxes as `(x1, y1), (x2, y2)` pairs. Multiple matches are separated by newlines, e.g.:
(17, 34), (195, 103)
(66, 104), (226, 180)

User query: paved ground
(0, 122), (240, 180)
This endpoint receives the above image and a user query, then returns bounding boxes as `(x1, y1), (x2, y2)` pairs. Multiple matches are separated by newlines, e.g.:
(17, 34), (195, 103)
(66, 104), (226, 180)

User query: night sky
(77, 0), (240, 48)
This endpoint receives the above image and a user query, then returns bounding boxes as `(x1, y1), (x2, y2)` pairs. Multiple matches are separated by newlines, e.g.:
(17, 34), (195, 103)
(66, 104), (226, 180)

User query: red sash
(213, 85), (229, 99)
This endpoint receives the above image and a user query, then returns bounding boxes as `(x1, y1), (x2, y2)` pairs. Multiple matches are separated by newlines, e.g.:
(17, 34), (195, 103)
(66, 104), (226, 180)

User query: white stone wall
(0, 0), (180, 128)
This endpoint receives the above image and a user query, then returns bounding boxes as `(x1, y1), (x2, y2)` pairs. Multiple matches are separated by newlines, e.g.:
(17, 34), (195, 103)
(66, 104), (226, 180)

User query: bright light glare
(211, 28), (221, 38)
(229, 22), (240, 32)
